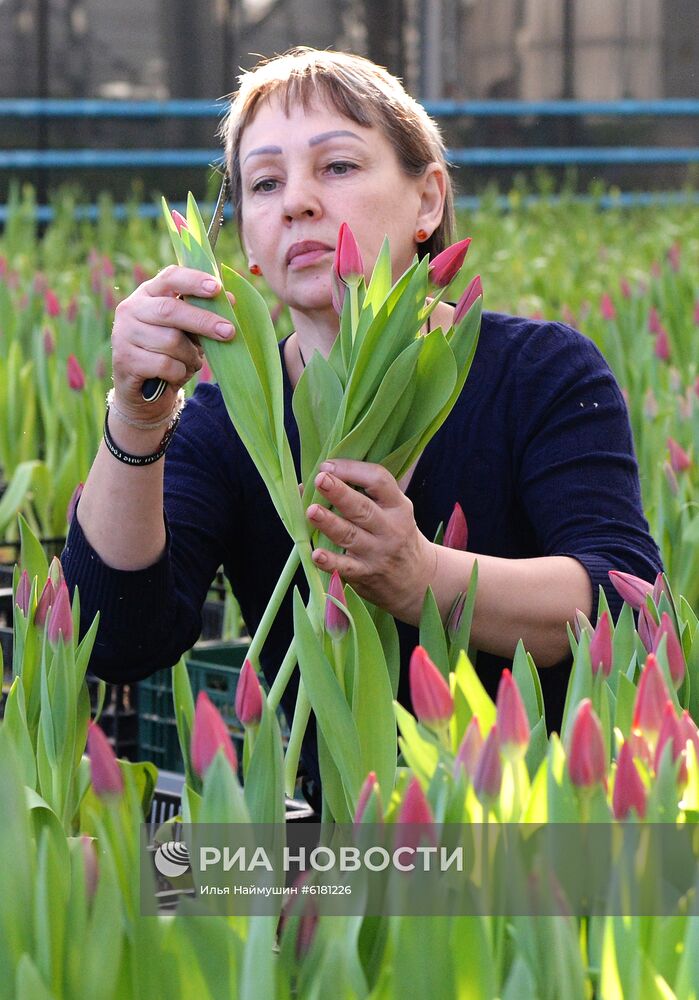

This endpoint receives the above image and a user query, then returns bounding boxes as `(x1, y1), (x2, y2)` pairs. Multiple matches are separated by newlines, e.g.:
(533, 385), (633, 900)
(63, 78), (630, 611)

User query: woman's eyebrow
(243, 130), (367, 164)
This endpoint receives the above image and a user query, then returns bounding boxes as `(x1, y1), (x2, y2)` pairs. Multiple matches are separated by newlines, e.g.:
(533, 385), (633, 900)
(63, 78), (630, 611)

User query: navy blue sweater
(63, 312), (662, 781)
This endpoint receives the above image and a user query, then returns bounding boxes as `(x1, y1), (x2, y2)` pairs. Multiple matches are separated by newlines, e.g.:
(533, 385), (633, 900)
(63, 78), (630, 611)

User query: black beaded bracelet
(103, 406), (181, 466)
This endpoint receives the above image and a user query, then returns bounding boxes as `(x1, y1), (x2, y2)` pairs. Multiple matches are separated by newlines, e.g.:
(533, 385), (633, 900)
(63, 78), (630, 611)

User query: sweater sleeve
(62, 385), (239, 683)
(511, 321), (662, 623)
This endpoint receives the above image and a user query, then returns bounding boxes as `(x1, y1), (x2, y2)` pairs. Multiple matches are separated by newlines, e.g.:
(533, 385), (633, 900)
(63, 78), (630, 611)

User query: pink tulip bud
(67, 354), (85, 391)
(667, 242), (681, 272)
(589, 610), (613, 677)
(567, 699), (607, 790)
(453, 716), (483, 779)
(43, 327), (55, 355)
(427, 237), (472, 287)
(15, 570), (31, 616)
(397, 776), (435, 826)
(409, 645), (454, 729)
(325, 570), (350, 641)
(495, 669), (530, 753)
(453, 274), (483, 325)
(612, 741), (647, 819)
(654, 700), (686, 783)
(667, 437), (691, 473)
(199, 358), (213, 383)
(191, 691), (238, 777)
(654, 328), (670, 362)
(652, 612), (685, 689)
(80, 835), (100, 901)
(679, 711), (699, 760)
(44, 289), (61, 317)
(600, 293), (616, 321)
(171, 210), (189, 235)
(608, 570), (654, 611)
(330, 269), (346, 315)
(632, 654), (670, 743)
(47, 580), (73, 644)
(333, 222), (364, 283)
(619, 277), (632, 299)
(354, 771), (382, 824)
(235, 659), (263, 727)
(443, 502), (468, 550)
(87, 722), (124, 797)
(638, 604), (659, 653)
(34, 578), (55, 628)
(473, 723), (503, 800)
(647, 306), (662, 335)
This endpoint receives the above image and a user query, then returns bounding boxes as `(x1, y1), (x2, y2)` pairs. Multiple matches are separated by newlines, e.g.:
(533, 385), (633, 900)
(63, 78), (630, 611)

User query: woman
(63, 48), (661, 792)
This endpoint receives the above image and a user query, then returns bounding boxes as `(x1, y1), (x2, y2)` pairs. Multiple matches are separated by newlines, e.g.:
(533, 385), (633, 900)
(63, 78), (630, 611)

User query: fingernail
(202, 278), (220, 293)
(319, 462), (335, 473)
(316, 473), (332, 490)
(307, 505), (322, 522)
(215, 322), (234, 339)
(313, 551), (327, 566)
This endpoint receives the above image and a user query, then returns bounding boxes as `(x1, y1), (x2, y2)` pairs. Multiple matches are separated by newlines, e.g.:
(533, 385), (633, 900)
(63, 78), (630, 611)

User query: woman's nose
(282, 171), (321, 223)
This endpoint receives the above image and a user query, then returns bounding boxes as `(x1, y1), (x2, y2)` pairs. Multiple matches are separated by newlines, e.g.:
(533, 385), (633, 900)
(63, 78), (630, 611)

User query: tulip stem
(284, 681), (312, 798)
(245, 545), (301, 671)
(266, 639), (297, 713)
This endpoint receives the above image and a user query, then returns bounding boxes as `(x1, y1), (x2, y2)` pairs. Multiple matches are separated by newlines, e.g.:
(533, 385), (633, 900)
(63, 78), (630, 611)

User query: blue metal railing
(1, 99), (697, 219)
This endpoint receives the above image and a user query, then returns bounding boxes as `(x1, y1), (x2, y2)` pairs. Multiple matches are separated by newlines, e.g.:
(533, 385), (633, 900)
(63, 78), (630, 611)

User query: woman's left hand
(307, 459), (437, 623)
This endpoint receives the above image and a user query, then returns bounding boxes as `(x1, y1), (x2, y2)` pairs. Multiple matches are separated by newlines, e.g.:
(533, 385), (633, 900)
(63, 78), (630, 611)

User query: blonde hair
(219, 47), (454, 258)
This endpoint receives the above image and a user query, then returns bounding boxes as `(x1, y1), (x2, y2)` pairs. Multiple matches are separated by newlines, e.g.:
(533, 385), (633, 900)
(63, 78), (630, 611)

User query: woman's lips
(286, 242), (333, 269)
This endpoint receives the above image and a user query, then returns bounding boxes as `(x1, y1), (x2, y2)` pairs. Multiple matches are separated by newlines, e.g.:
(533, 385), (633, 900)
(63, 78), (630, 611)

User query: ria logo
(154, 841), (190, 878)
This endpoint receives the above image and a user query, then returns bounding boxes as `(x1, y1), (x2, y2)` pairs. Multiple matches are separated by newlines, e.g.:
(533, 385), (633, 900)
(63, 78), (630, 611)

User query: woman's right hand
(111, 265), (235, 419)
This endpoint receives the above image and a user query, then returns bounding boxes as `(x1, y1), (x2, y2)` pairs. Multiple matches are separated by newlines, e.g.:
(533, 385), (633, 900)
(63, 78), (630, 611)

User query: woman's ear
(415, 163), (447, 238)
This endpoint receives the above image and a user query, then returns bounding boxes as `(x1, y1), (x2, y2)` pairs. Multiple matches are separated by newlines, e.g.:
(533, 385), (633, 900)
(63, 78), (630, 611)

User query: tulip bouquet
(162, 194), (483, 819)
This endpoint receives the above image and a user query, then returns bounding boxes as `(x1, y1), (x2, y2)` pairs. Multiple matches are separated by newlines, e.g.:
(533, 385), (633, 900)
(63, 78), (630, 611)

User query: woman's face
(238, 96), (435, 316)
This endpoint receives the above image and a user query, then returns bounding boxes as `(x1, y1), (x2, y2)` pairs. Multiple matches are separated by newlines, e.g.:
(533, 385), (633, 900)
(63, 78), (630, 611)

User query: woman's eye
(327, 161), (355, 176)
(251, 178), (278, 193)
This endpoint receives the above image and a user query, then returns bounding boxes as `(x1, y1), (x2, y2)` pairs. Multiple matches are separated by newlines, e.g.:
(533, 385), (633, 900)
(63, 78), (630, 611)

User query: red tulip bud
(235, 659), (263, 727)
(395, 776), (436, 857)
(495, 669), (530, 754)
(652, 613), (685, 689)
(15, 570), (31, 616)
(446, 592), (466, 641)
(667, 437), (691, 473)
(473, 723), (502, 801)
(67, 354), (86, 391)
(47, 580), (73, 644)
(567, 699), (607, 789)
(171, 210), (189, 235)
(44, 289), (61, 317)
(333, 222), (364, 283)
(443, 502), (468, 550)
(325, 570), (350, 641)
(453, 274), (483, 325)
(612, 741), (647, 819)
(608, 570), (654, 611)
(67, 482), (84, 525)
(87, 722), (124, 797)
(34, 578), (55, 628)
(354, 770), (382, 824)
(409, 645), (453, 729)
(589, 610), (613, 677)
(654, 700), (686, 783)
(654, 328), (670, 361)
(651, 572), (667, 606)
(632, 654), (670, 743)
(191, 691), (238, 777)
(638, 604), (659, 653)
(453, 716), (483, 779)
(626, 730), (653, 769)
(600, 293), (616, 321)
(427, 237), (472, 287)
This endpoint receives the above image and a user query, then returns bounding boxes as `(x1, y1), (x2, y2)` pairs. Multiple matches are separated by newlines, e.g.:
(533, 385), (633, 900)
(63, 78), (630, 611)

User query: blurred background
(1, 0), (698, 203)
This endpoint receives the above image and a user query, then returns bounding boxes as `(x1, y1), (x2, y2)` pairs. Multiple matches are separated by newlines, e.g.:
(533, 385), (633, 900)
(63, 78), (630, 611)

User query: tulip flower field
(0, 179), (699, 999)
